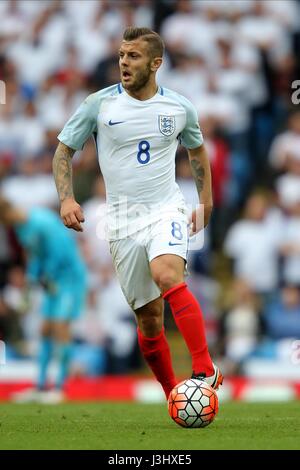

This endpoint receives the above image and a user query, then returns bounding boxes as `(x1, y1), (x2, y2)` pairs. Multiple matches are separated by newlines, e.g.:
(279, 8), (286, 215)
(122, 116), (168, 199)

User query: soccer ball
(168, 378), (219, 428)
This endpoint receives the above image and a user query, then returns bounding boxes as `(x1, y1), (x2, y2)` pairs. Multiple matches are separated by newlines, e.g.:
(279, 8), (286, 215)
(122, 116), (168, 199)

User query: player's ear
(151, 57), (162, 72)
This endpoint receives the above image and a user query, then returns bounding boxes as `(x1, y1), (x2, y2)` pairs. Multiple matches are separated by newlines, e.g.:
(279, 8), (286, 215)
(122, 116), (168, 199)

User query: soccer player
(53, 27), (223, 399)
(0, 198), (87, 403)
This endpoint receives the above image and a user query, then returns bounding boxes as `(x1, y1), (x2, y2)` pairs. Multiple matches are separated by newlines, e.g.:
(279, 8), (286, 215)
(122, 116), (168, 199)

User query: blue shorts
(42, 278), (86, 322)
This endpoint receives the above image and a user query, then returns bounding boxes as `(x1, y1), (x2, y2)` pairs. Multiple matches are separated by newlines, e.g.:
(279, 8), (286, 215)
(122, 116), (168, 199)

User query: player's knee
(135, 302), (163, 337)
(138, 314), (162, 337)
(154, 270), (182, 294)
(53, 322), (71, 342)
(40, 321), (53, 338)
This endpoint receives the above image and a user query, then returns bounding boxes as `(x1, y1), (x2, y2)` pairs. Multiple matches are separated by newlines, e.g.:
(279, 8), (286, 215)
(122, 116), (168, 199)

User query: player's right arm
(53, 142), (84, 232)
(53, 93), (99, 231)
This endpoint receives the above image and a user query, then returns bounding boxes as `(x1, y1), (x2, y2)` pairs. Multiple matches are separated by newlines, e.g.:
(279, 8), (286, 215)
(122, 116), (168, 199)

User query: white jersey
(58, 83), (203, 239)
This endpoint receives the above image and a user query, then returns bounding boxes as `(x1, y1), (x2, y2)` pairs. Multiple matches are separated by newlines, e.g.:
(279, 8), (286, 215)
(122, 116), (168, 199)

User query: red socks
(137, 327), (177, 399)
(163, 282), (214, 377)
(137, 283), (213, 398)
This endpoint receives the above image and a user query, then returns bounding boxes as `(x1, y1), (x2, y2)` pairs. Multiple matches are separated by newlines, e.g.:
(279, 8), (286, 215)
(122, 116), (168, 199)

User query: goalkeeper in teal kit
(0, 198), (87, 403)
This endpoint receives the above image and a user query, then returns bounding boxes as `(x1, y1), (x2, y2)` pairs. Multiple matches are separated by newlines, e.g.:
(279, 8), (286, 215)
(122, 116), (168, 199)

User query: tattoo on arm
(52, 142), (76, 202)
(190, 158), (205, 196)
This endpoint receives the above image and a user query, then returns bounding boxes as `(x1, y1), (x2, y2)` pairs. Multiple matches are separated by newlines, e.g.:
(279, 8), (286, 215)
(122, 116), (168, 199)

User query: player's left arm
(188, 144), (213, 234)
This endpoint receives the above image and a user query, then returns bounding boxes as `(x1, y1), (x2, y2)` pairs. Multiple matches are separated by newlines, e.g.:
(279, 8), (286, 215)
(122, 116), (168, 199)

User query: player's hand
(189, 204), (212, 235)
(60, 197), (85, 232)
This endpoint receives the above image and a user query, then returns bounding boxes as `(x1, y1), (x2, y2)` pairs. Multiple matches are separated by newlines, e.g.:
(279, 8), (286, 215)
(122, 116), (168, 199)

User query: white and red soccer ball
(168, 378), (219, 428)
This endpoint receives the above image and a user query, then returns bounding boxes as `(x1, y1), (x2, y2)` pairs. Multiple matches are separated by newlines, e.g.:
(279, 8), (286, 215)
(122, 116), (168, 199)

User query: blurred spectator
(81, 175), (110, 270)
(0, 225), (13, 287)
(219, 278), (262, 370)
(269, 110), (300, 171)
(200, 116), (230, 248)
(0, 294), (25, 359)
(12, 100), (45, 161)
(236, 1), (292, 64)
(1, 157), (58, 209)
(89, 35), (122, 91)
(71, 248), (138, 376)
(0, 95), (22, 167)
(224, 192), (283, 296)
(263, 284), (300, 340)
(279, 201), (300, 285)
(7, 1), (69, 89)
(70, 285), (108, 377)
(275, 172), (300, 211)
(2, 264), (28, 315)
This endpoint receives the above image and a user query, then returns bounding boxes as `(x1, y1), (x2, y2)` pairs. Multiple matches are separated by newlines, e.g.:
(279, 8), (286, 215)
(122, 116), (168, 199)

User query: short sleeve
(57, 94), (99, 150)
(180, 99), (204, 149)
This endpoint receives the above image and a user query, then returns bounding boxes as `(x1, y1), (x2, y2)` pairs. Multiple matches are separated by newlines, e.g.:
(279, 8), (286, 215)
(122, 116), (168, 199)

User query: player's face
(119, 39), (154, 92)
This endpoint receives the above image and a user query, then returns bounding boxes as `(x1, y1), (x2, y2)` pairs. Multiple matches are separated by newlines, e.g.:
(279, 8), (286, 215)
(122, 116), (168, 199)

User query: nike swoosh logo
(168, 242), (183, 246)
(109, 119), (125, 126)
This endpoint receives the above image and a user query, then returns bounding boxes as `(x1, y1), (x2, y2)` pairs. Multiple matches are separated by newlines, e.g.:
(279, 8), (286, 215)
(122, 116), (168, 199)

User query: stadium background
(0, 0), (300, 404)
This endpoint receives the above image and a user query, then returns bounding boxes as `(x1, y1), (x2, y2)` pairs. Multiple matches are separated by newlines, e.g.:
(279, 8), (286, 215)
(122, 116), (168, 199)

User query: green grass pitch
(0, 401), (299, 450)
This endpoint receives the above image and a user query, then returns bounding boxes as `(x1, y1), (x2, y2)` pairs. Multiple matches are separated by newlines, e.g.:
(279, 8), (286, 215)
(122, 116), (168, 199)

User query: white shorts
(109, 213), (189, 310)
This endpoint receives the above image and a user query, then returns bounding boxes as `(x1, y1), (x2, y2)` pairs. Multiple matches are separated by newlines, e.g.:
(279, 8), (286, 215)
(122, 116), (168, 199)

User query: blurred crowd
(1, 0), (300, 377)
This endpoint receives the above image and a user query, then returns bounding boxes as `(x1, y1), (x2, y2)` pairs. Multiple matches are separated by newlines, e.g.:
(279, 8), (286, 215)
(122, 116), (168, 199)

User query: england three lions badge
(158, 115), (176, 136)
